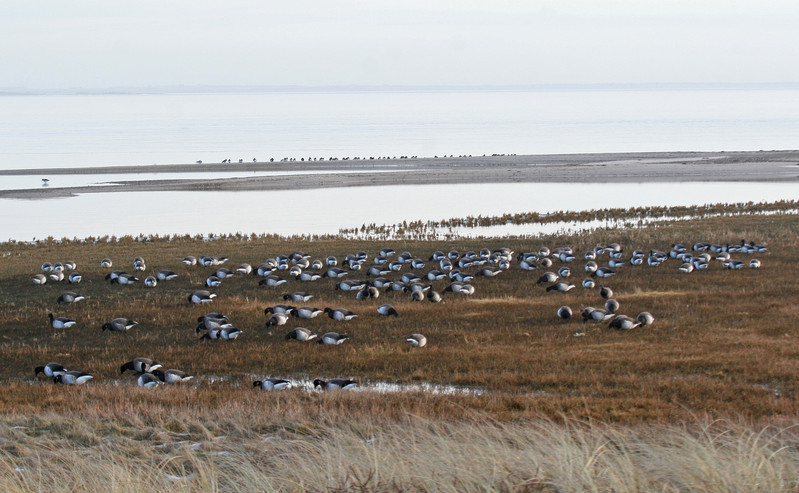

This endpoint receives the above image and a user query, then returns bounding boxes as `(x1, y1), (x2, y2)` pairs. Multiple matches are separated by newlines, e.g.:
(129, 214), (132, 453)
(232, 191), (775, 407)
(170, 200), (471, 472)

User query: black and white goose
(49, 271), (64, 282)
(291, 306), (324, 319)
(54, 371), (93, 385)
(557, 306), (573, 320)
(546, 281), (575, 293)
(157, 270), (179, 281)
(406, 333), (427, 347)
(120, 357), (162, 374)
(68, 272), (82, 284)
(286, 327), (317, 342)
(182, 256), (197, 266)
(205, 275), (222, 287)
(324, 308), (358, 321)
(582, 278), (596, 289)
(32, 274), (47, 285)
(35, 363), (67, 378)
(598, 285), (613, 299)
(259, 275), (287, 287)
(593, 267), (616, 278)
(608, 315), (640, 330)
(313, 378), (357, 391)
(188, 290), (216, 304)
(100, 258), (113, 268)
(318, 332), (350, 345)
(236, 263), (253, 275)
(284, 292), (313, 303)
(637, 312), (655, 326)
(103, 318), (139, 331)
(41, 262), (53, 272)
(266, 313), (290, 326)
(144, 276), (158, 287)
(137, 373), (161, 388)
(604, 299), (620, 314)
(264, 304), (294, 315)
(377, 304), (399, 317)
(57, 291), (84, 304)
(152, 369), (194, 383)
(253, 378), (291, 391)
(48, 313), (76, 329)
(426, 290), (443, 303)
(581, 307), (615, 322)
(537, 272), (558, 284)
(355, 286), (380, 300)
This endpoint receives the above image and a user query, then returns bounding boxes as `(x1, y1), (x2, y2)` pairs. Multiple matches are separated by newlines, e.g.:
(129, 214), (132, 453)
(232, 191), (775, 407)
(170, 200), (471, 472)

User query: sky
(1, 0), (797, 91)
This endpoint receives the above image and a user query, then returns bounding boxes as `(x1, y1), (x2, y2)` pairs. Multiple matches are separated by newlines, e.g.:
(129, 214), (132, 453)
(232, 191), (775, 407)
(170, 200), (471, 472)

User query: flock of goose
(31, 239), (765, 390)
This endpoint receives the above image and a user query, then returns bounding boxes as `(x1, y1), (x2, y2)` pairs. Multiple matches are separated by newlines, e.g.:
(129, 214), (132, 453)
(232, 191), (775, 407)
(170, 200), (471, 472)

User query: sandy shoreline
(1, 150), (797, 199)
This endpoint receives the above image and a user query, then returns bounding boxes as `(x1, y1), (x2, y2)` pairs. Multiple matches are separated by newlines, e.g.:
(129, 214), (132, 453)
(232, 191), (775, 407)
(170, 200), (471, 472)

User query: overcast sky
(2, 0), (797, 90)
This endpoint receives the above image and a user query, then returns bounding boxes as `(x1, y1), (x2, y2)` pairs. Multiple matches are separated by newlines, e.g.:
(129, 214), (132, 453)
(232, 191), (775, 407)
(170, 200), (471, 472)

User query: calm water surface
(2, 182), (797, 241)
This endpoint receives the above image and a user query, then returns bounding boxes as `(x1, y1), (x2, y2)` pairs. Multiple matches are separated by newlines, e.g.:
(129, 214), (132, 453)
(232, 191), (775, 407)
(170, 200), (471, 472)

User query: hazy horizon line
(2, 82), (798, 96)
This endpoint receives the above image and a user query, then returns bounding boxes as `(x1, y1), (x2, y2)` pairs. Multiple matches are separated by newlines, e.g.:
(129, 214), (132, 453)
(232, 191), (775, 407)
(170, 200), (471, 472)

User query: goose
(144, 276), (157, 287)
(430, 250), (446, 261)
(444, 282), (475, 295)
(298, 272), (322, 282)
(41, 262), (53, 272)
(54, 371), (93, 385)
(406, 334), (427, 347)
(426, 290), (443, 303)
(377, 304), (399, 317)
(388, 261), (404, 271)
(608, 259), (625, 268)
(477, 268), (501, 277)
(398, 251), (414, 263)
(519, 259), (539, 271)
(290, 306), (324, 319)
(599, 285), (613, 299)
(53, 263), (64, 271)
(138, 373), (161, 388)
(439, 259), (453, 271)
(557, 306), (573, 320)
(355, 286), (380, 300)
(111, 274), (139, 285)
(188, 290), (216, 304)
(259, 275), (287, 287)
(253, 379), (291, 391)
(325, 308), (358, 321)
(593, 267), (616, 278)
(201, 327), (242, 340)
(401, 273), (422, 284)
(749, 259), (761, 268)
(100, 258), (113, 268)
(604, 299), (620, 314)
(314, 378), (357, 390)
(157, 270), (179, 281)
(411, 258), (425, 269)
(410, 290), (424, 302)
(630, 257), (644, 266)
(256, 264), (276, 277)
(426, 270), (447, 281)
(153, 369), (194, 383)
(559, 252), (576, 262)
(264, 304), (294, 315)
(48, 313), (76, 329)
(585, 250), (597, 261)
(678, 262), (694, 273)
(120, 357), (162, 374)
(35, 363), (67, 378)
(236, 263), (253, 275)
(336, 280), (366, 291)
(68, 272), (82, 284)
(546, 281), (575, 293)
(581, 307), (615, 322)
(406, 283), (429, 294)
(370, 277), (392, 288)
(289, 265), (303, 277)
(540, 258), (553, 268)
(133, 261), (146, 272)
(637, 312), (655, 326)
(723, 259), (745, 269)
(284, 292), (313, 303)
(286, 327), (317, 341)
(318, 332), (350, 345)
(582, 278), (596, 289)
(215, 267), (234, 278)
(32, 274), (47, 285)
(380, 247), (396, 257)
(266, 313), (290, 326)
(49, 271), (65, 282)
(325, 256), (338, 266)
(557, 267), (571, 277)
(182, 256), (197, 266)
(198, 312), (227, 323)
(103, 318), (139, 331)
(196, 317), (232, 332)
(584, 261), (598, 273)
(310, 259), (324, 270)
(608, 315), (640, 330)
(326, 267), (348, 278)
(537, 272), (558, 284)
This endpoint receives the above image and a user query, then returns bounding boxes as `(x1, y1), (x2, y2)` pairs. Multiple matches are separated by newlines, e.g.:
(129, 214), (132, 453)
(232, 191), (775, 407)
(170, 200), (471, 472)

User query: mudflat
(1, 150), (797, 199)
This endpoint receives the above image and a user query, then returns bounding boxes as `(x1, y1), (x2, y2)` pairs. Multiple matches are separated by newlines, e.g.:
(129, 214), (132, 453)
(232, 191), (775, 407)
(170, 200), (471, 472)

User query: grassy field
(1, 207), (798, 490)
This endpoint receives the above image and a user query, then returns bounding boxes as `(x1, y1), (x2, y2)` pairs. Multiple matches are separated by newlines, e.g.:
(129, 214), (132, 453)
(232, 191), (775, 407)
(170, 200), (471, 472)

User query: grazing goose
(546, 281), (575, 293)
(355, 286), (380, 300)
(444, 282), (475, 295)
(284, 292), (313, 303)
(53, 262), (65, 272)
(593, 267), (616, 278)
(557, 306), (573, 320)
(157, 270), (179, 281)
(205, 275), (222, 287)
(318, 332), (350, 345)
(144, 276), (158, 287)
(253, 379), (291, 391)
(35, 363), (67, 378)
(637, 312), (655, 326)
(581, 307), (610, 322)
(325, 256), (338, 266)
(54, 371), (93, 385)
(200, 327), (242, 340)
(380, 247), (396, 257)
(291, 306), (324, 319)
(582, 278), (596, 289)
(120, 358), (162, 374)
(41, 262), (53, 272)
(749, 259), (761, 268)
(100, 258), (113, 268)
(102, 318), (139, 331)
(608, 259), (626, 268)
(182, 256), (197, 266)
(32, 274), (47, 285)
(377, 304), (399, 317)
(608, 315), (641, 330)
(48, 313), (76, 329)
(188, 290), (216, 304)
(723, 259), (745, 269)
(313, 378), (357, 390)
(324, 307), (358, 321)
(311, 259), (324, 270)
(538, 246), (551, 257)
(410, 290), (424, 302)
(598, 285), (613, 299)
(678, 263), (694, 273)
(289, 265), (303, 277)
(256, 263), (276, 276)
(540, 258), (553, 268)
(68, 272), (82, 284)
(196, 317), (232, 332)
(604, 299), (620, 314)
(477, 268), (501, 277)
(406, 333), (427, 347)
(111, 273), (138, 285)
(266, 313), (290, 326)
(137, 373), (161, 388)
(236, 263), (253, 275)
(557, 267), (571, 277)
(286, 327), (317, 342)
(153, 369), (194, 383)
(326, 267), (348, 278)
(264, 304), (294, 315)
(259, 275), (287, 287)
(426, 290), (443, 303)
(519, 259), (539, 271)
(298, 272), (322, 282)
(537, 272), (558, 284)
(336, 280), (366, 291)
(49, 271), (65, 282)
